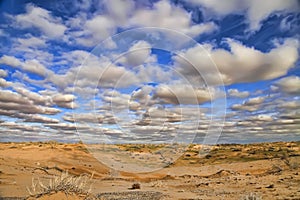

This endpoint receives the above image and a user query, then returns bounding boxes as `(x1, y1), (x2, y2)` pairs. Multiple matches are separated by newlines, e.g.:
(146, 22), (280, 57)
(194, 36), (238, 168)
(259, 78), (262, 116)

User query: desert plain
(0, 141), (299, 200)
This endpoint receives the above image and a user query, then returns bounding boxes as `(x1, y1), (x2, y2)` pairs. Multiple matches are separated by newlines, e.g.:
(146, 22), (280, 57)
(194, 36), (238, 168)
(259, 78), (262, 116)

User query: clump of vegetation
(130, 183), (141, 190)
(26, 171), (93, 198)
(241, 193), (262, 200)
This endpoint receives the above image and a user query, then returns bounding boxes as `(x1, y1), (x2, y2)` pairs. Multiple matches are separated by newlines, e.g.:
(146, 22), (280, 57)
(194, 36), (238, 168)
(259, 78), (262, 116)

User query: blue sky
(0, 0), (299, 144)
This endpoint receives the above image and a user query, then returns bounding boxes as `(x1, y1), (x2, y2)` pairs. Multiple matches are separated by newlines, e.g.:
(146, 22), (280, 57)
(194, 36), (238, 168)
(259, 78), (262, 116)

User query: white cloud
(52, 94), (77, 109)
(131, 84), (154, 105)
(23, 114), (59, 123)
(75, 15), (116, 47)
(0, 90), (29, 104)
(22, 59), (48, 76)
(47, 51), (141, 89)
(63, 113), (102, 123)
(17, 36), (47, 48)
(67, 0), (218, 47)
(188, 0), (242, 16)
(0, 101), (60, 115)
(101, 90), (130, 107)
(135, 63), (172, 84)
(0, 55), (50, 76)
(189, 0), (299, 31)
(14, 86), (50, 105)
(153, 84), (221, 104)
(0, 55), (23, 67)
(1, 121), (41, 132)
(119, 40), (152, 67)
(228, 89), (250, 98)
(275, 75), (300, 94)
(246, 0), (298, 31)
(0, 88), (75, 116)
(99, 65), (140, 88)
(104, 0), (135, 25)
(231, 96), (266, 111)
(129, 0), (218, 37)
(0, 69), (8, 77)
(13, 4), (67, 38)
(44, 123), (77, 131)
(249, 114), (273, 122)
(280, 101), (300, 109)
(244, 96), (265, 106)
(0, 78), (12, 88)
(173, 38), (299, 86)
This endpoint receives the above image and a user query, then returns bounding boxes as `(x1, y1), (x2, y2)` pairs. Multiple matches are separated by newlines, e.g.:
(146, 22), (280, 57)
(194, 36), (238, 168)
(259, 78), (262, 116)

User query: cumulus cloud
(63, 113), (102, 123)
(280, 101), (300, 109)
(13, 4), (67, 38)
(130, 84), (156, 109)
(228, 89), (250, 98)
(0, 101), (60, 115)
(17, 36), (47, 48)
(0, 89), (63, 115)
(231, 96), (266, 111)
(23, 114), (59, 123)
(101, 90), (131, 108)
(249, 114), (273, 122)
(173, 38), (299, 86)
(153, 84), (221, 105)
(0, 90), (29, 104)
(44, 123), (77, 131)
(189, 0), (299, 31)
(129, 0), (218, 37)
(275, 75), (300, 94)
(13, 87), (50, 105)
(79, 15), (116, 46)
(104, 0), (135, 25)
(119, 40), (152, 67)
(0, 55), (50, 76)
(245, 0), (298, 31)
(49, 52), (140, 89)
(69, 0), (217, 47)
(135, 106), (183, 126)
(0, 69), (8, 77)
(52, 94), (77, 109)
(99, 65), (140, 88)
(0, 78), (12, 88)
(1, 121), (41, 132)
(0, 55), (23, 67)
(244, 96), (265, 106)
(22, 59), (48, 76)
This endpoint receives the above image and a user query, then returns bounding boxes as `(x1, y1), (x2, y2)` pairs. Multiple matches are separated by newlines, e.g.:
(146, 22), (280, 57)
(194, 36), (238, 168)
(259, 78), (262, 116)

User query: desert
(0, 141), (299, 200)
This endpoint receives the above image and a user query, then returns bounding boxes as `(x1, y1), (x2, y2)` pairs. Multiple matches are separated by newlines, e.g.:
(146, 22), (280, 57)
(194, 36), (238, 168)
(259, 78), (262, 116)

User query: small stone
(266, 184), (274, 188)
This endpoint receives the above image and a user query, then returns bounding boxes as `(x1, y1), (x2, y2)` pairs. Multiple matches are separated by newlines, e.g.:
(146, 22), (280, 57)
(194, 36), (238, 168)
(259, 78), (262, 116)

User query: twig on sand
(33, 166), (64, 174)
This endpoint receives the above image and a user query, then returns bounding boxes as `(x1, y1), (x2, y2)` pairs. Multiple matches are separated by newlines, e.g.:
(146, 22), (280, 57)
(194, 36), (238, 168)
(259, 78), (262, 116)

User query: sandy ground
(0, 141), (299, 200)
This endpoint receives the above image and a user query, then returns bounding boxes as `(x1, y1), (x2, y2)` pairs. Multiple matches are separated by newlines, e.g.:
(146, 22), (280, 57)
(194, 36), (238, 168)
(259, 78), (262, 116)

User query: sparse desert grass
(26, 171), (94, 198)
(150, 180), (163, 188)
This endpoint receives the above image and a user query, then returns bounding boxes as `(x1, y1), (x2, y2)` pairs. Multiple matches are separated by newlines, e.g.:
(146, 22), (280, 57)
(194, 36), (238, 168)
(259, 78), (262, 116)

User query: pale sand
(0, 141), (299, 199)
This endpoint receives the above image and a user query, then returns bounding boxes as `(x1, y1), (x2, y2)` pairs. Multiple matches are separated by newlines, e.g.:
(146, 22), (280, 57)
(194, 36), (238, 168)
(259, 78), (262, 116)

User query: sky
(0, 0), (299, 144)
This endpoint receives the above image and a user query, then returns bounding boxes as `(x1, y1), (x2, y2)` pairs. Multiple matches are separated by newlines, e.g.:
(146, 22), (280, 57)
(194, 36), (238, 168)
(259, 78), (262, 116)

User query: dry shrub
(131, 183), (141, 190)
(27, 171), (93, 198)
